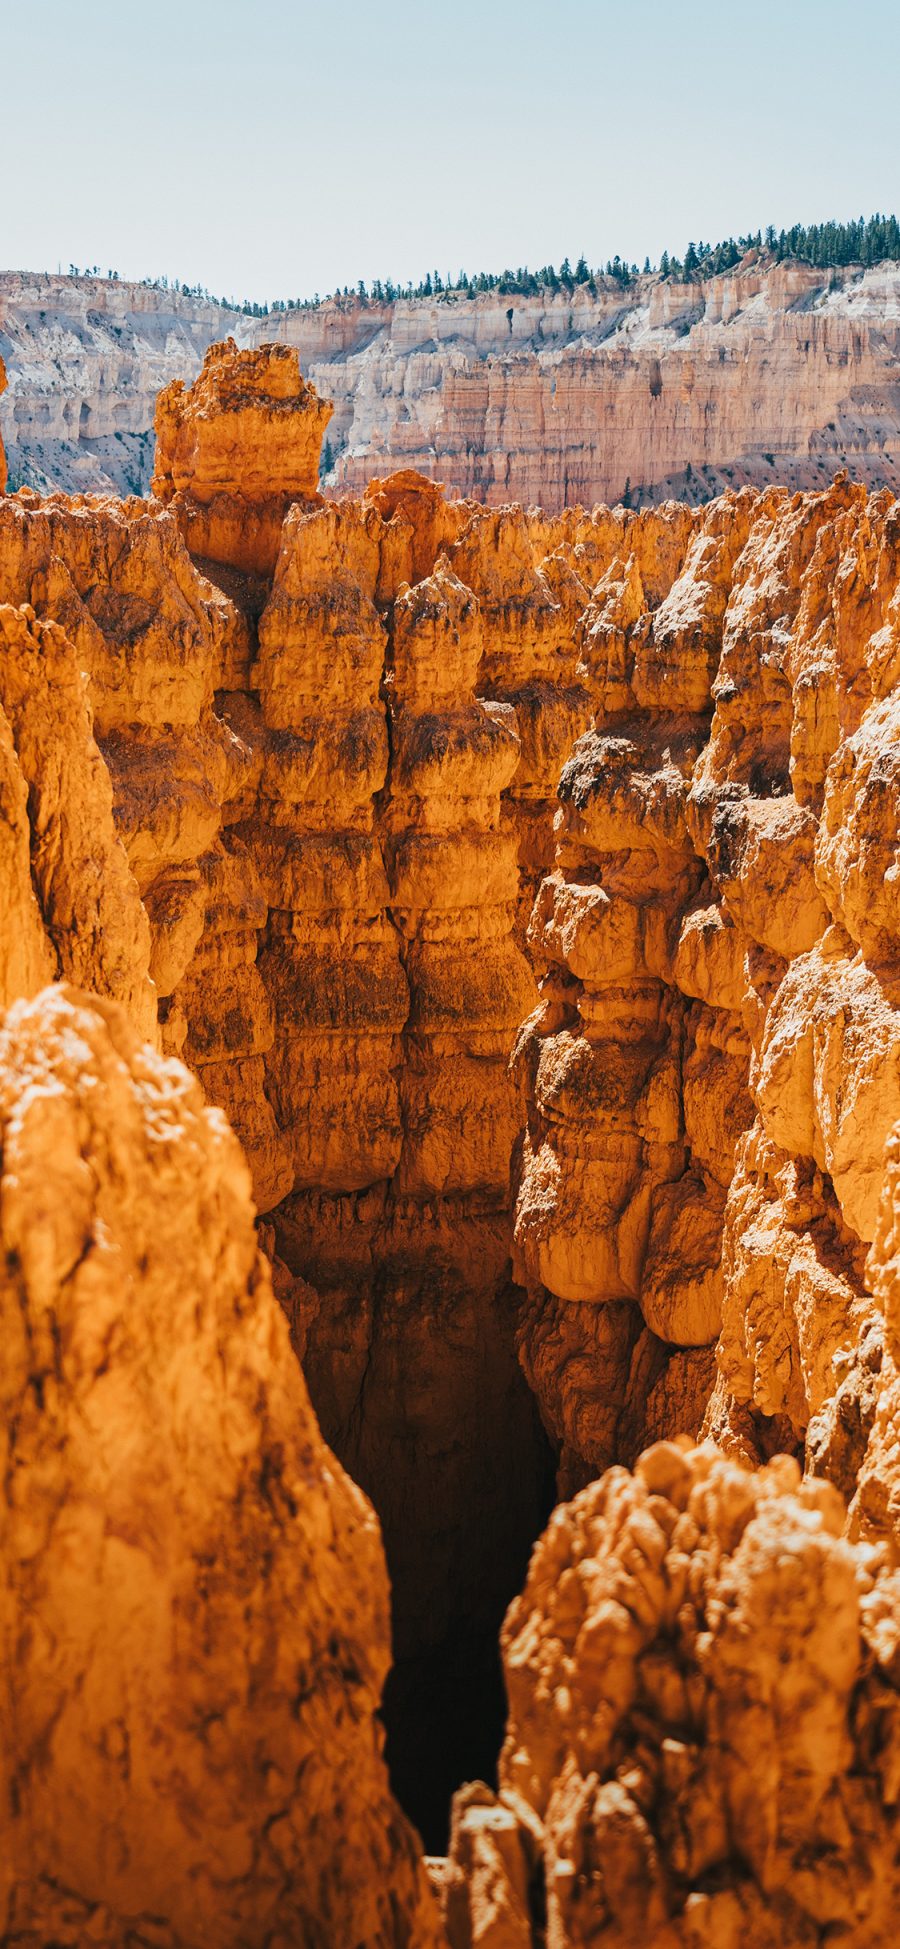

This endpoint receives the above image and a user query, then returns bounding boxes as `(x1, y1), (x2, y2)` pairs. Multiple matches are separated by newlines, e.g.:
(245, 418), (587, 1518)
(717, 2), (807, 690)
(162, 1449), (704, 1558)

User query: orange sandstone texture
(153, 337), (332, 573)
(852, 1118), (900, 1546)
(0, 481), (287, 1206)
(148, 345), (567, 1837)
(245, 490), (555, 1837)
(8, 334), (900, 1928)
(0, 600), (154, 1035)
(0, 985), (441, 1948)
(441, 1442), (900, 1947)
(511, 473), (900, 1505)
(8, 345), (900, 1525)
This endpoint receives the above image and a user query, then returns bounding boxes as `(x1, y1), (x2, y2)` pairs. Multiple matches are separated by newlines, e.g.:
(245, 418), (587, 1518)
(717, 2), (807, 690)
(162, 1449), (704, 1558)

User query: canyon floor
(1, 336), (900, 1945)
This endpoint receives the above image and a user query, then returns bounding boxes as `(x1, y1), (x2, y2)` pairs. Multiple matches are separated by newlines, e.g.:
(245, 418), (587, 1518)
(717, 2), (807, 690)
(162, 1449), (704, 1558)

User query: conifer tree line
(64, 214), (900, 315)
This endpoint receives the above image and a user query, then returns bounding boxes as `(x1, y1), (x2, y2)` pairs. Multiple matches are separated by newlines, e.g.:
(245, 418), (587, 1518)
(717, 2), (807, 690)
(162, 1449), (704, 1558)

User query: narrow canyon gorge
(2, 334), (900, 1944)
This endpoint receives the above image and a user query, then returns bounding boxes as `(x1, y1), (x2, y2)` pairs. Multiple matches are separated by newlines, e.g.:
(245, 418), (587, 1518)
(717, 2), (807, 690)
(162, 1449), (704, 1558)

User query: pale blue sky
(4, 0), (899, 302)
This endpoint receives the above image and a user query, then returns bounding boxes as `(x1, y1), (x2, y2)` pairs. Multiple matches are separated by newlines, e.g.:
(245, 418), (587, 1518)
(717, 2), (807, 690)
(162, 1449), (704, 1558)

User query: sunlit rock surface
(7, 262), (900, 505)
(441, 1442), (900, 1947)
(4, 339), (900, 1935)
(0, 985), (441, 1947)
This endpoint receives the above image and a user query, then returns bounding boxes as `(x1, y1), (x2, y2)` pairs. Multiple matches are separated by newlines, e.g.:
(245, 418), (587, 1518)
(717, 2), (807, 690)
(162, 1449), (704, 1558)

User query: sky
(3, 0), (900, 304)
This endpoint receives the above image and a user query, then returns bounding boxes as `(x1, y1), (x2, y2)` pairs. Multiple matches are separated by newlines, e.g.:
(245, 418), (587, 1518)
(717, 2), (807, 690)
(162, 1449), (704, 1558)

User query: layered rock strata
(0, 592), (154, 1036)
(0, 276), (250, 494)
(7, 262), (900, 506)
(511, 472), (900, 1539)
(243, 480), (559, 1842)
(8, 338), (900, 1929)
(0, 472), (294, 1207)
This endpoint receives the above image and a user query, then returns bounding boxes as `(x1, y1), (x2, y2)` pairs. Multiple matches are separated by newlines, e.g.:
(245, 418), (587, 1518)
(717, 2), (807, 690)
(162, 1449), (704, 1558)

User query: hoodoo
(3, 337), (900, 1938)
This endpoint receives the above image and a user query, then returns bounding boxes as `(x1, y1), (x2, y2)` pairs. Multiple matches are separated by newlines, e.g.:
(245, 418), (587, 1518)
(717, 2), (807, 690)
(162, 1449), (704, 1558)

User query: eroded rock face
(287, 265), (900, 509)
(442, 1442), (900, 1948)
(8, 264), (900, 508)
(7, 331), (900, 1914)
(0, 599), (154, 1034)
(0, 985), (441, 1947)
(511, 474), (900, 1509)
(0, 482), (285, 1202)
(153, 338), (332, 573)
(0, 276), (254, 495)
(250, 496), (557, 1843)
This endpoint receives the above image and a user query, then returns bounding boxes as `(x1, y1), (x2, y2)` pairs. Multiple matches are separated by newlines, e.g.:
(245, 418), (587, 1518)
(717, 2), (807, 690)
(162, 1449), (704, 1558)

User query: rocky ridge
(2, 341), (900, 1939)
(5, 261), (900, 505)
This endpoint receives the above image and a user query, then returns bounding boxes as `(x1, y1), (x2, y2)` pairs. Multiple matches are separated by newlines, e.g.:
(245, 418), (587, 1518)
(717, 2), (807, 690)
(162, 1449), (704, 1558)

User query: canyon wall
(5, 261), (900, 506)
(0, 985), (441, 1948)
(437, 468), (900, 1939)
(0, 365), (442, 1937)
(0, 273), (250, 494)
(4, 341), (900, 1938)
(509, 471), (900, 1527)
(441, 1441), (900, 1947)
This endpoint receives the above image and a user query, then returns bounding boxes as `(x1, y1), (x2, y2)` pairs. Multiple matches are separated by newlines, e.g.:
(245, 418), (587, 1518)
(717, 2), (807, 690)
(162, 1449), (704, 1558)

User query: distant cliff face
(4, 261), (900, 505)
(0, 273), (253, 493)
(279, 262), (900, 506)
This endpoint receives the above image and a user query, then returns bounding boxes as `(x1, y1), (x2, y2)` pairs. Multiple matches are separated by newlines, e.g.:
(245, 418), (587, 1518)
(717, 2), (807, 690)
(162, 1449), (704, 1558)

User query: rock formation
(6, 262), (900, 506)
(294, 263), (900, 509)
(440, 1442), (900, 1946)
(0, 354), (6, 494)
(0, 594), (154, 1036)
(153, 338), (333, 574)
(508, 474), (900, 1530)
(0, 275), (252, 494)
(6, 335), (900, 1935)
(0, 985), (441, 1946)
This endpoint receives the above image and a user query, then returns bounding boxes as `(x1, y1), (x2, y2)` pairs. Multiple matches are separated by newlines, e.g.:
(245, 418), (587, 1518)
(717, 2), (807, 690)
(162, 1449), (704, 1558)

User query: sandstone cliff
(0, 985), (441, 1946)
(510, 474), (900, 1521)
(0, 274), (251, 493)
(5, 262), (900, 507)
(6, 340), (900, 1936)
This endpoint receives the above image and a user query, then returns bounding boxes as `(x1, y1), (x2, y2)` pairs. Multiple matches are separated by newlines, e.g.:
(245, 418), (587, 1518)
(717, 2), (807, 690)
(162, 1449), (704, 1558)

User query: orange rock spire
(0, 985), (442, 1946)
(152, 337), (333, 573)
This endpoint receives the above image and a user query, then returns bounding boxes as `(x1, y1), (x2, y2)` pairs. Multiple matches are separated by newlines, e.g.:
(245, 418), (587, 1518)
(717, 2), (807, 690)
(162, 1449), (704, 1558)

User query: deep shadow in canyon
(273, 1222), (557, 1850)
